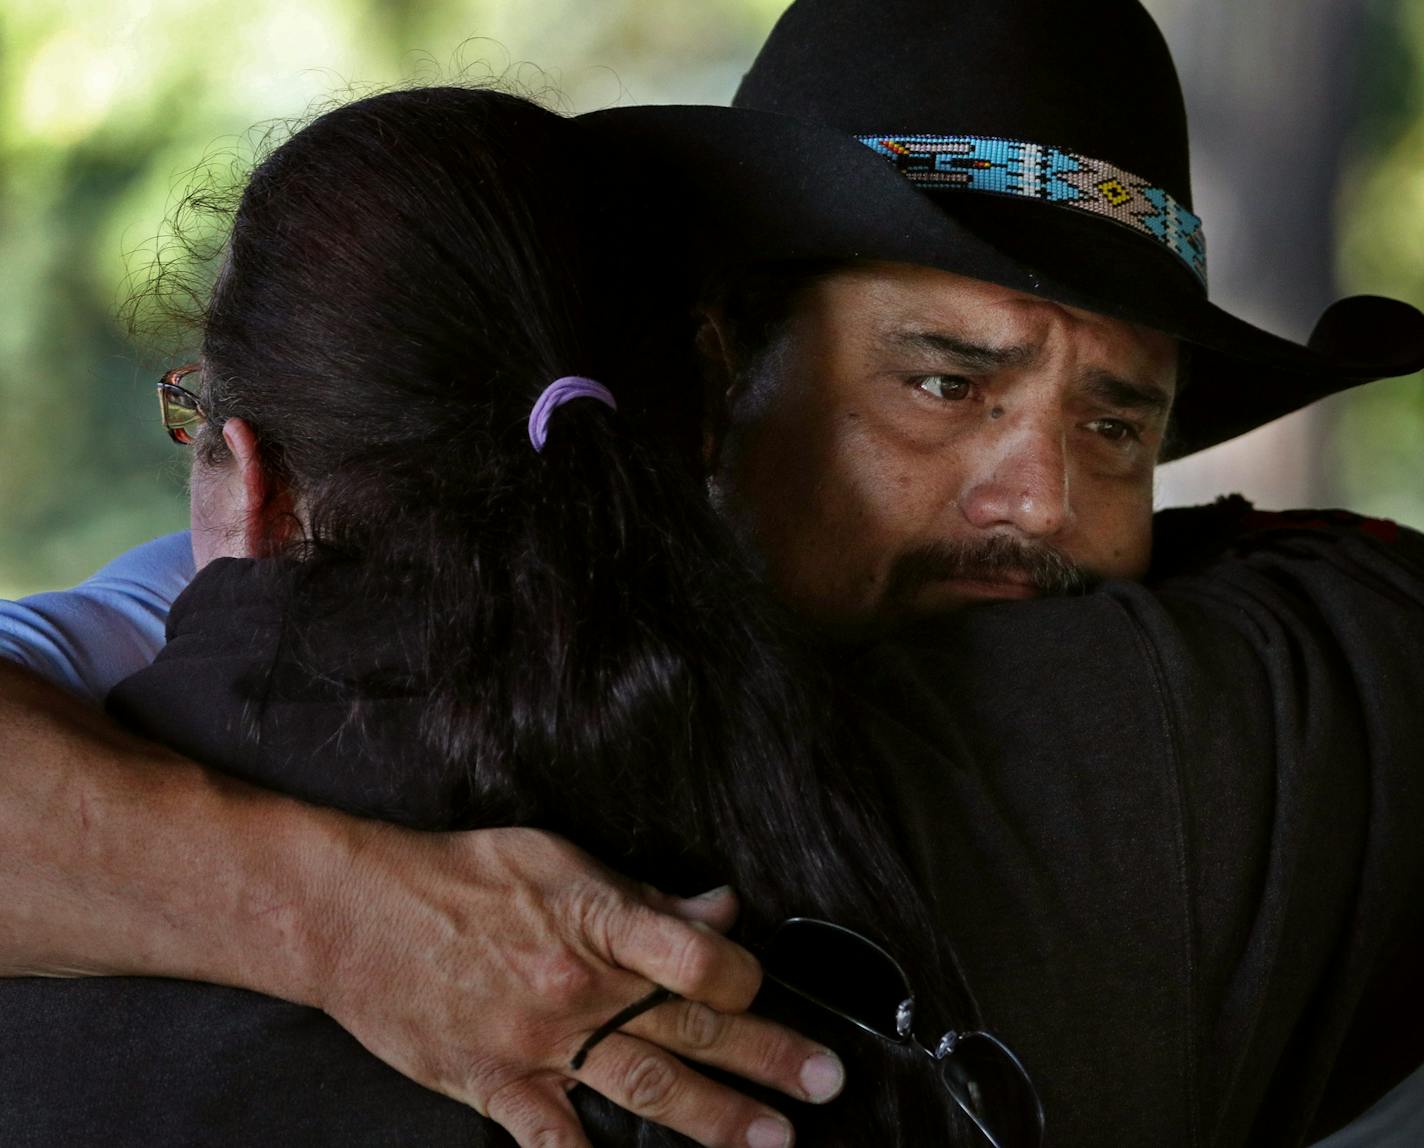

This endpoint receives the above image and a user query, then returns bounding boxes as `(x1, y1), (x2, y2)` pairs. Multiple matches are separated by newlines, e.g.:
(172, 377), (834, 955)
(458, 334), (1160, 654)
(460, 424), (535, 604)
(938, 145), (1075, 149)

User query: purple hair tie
(528, 376), (618, 453)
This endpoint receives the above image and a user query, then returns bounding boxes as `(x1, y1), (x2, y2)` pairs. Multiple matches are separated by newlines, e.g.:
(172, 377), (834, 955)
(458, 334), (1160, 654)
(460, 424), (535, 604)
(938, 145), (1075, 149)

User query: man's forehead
(809, 262), (1179, 376)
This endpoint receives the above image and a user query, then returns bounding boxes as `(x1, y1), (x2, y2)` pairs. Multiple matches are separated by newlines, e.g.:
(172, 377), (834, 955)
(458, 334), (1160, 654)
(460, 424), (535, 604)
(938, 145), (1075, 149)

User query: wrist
(203, 782), (364, 1009)
(0, 660), (359, 1004)
(71, 742), (360, 1010)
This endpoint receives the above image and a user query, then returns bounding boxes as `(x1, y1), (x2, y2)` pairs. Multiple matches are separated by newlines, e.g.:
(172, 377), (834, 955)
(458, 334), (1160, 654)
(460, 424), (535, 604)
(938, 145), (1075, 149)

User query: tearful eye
(1087, 418), (1141, 444)
(916, 375), (972, 401)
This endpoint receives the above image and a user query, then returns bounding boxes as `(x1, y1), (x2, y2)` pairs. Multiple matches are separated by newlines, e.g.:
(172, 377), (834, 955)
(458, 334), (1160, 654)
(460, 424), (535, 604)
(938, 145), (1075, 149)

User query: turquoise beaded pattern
(856, 134), (1208, 288)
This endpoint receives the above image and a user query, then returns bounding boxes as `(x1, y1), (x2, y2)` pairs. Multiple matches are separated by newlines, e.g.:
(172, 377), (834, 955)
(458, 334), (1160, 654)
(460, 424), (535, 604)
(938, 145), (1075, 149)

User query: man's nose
(957, 420), (1075, 540)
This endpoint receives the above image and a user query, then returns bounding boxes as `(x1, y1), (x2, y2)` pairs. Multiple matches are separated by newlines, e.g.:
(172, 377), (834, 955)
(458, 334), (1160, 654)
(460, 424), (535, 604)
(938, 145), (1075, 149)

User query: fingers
(596, 896), (762, 1014)
(573, 1032), (796, 1148)
(320, 827), (807, 1148)
(624, 998), (845, 1105)
(484, 1075), (592, 1148)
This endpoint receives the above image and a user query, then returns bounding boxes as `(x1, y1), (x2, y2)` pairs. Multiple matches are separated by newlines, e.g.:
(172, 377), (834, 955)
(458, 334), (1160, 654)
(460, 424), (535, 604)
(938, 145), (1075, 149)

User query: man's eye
(915, 375), (972, 401)
(1086, 418), (1142, 444)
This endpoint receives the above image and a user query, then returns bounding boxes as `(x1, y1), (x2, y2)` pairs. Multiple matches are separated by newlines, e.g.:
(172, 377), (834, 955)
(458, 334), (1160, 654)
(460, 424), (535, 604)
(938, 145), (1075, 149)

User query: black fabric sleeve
(850, 513), (1424, 1148)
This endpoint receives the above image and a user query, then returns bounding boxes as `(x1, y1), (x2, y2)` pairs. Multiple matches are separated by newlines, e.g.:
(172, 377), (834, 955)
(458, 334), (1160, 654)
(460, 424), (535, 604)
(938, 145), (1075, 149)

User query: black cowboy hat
(583, 0), (1424, 459)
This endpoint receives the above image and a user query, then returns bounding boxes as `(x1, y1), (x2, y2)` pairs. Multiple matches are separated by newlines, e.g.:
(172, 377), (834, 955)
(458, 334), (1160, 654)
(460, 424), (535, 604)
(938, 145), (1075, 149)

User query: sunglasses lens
(940, 1032), (1044, 1148)
(761, 920), (913, 1039)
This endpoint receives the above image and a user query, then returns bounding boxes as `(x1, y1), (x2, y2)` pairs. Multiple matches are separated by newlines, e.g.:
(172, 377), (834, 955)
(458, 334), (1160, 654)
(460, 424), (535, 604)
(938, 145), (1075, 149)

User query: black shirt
(2, 501), (1420, 1146)
(854, 503), (1424, 1145)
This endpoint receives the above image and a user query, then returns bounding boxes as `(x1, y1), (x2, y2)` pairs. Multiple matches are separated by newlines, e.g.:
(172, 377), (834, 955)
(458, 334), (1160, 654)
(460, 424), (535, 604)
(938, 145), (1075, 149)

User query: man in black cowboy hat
(578, 5), (1424, 1144)
(584, 0), (1423, 640)
(1, 1), (1422, 1147)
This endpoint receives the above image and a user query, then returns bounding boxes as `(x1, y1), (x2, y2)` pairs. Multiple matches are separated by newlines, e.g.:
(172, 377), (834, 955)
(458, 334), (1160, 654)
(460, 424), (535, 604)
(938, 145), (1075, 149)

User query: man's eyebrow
(882, 330), (1174, 414)
(1079, 370), (1174, 417)
(882, 330), (1037, 371)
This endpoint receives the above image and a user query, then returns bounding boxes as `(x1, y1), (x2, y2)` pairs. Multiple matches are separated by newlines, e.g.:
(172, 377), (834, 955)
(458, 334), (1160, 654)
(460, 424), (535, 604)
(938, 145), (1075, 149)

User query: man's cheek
(1078, 506), (1154, 580)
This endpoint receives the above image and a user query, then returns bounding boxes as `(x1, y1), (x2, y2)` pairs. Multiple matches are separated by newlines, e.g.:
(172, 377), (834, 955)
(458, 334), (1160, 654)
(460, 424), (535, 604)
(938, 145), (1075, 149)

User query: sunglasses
(156, 363), (205, 445)
(761, 917), (1044, 1148)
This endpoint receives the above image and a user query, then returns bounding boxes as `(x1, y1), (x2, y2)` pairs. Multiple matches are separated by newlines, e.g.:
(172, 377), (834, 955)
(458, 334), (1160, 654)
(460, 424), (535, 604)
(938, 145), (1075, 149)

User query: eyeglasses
(156, 363), (205, 445)
(761, 918), (1045, 1148)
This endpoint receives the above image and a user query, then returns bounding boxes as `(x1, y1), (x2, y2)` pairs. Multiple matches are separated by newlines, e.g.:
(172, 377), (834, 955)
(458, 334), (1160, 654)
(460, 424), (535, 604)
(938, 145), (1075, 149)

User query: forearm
(0, 657), (341, 1004)
(1, 658), (836, 1146)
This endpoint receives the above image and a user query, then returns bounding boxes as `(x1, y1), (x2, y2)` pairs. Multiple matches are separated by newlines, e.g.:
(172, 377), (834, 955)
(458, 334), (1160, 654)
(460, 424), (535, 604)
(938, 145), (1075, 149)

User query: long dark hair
(195, 86), (976, 1144)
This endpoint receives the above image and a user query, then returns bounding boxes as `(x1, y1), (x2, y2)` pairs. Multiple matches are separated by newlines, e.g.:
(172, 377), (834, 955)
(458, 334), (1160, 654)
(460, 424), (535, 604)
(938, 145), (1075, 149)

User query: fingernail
(746, 1114), (793, 1148)
(693, 884), (734, 901)
(800, 1051), (845, 1103)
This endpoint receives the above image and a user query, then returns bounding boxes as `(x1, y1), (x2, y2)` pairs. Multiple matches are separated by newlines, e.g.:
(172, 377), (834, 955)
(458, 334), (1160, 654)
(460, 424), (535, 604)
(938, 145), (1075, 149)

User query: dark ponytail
(199, 86), (978, 1145)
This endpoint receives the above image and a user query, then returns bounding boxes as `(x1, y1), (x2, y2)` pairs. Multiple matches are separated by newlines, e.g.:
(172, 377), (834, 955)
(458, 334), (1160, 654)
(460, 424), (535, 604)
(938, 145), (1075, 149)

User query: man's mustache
(885, 536), (1095, 604)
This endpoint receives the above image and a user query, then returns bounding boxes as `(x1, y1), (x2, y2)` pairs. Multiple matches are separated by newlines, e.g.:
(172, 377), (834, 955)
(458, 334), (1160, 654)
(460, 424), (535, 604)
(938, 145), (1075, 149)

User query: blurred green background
(1, 0), (1421, 596)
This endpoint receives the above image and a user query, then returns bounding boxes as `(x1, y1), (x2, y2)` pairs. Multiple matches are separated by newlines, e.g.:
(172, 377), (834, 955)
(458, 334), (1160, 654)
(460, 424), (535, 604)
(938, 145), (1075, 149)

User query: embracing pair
(3, 2), (1423, 1146)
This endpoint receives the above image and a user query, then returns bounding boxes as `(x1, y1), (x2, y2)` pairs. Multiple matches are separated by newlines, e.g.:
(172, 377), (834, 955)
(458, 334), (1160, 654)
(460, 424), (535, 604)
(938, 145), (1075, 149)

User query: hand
(308, 825), (845, 1148)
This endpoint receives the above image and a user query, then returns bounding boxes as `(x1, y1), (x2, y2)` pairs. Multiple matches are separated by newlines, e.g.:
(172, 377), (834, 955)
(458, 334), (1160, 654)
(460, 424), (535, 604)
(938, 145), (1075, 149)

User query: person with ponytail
(0, 86), (1001, 1147)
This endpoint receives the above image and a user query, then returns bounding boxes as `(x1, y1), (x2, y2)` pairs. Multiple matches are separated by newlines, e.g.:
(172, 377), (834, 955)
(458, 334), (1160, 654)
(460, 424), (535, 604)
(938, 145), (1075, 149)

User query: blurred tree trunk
(1146, 0), (1369, 510)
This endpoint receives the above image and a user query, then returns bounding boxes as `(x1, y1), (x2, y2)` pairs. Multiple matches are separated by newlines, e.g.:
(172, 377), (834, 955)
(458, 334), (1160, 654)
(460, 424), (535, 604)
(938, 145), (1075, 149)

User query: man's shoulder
(0, 532), (195, 701)
(1150, 495), (1423, 580)
(856, 494), (1424, 783)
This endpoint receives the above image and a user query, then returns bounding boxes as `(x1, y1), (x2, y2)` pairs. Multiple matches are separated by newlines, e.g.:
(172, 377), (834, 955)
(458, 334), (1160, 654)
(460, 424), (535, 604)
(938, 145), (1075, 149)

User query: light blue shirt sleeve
(1308, 1064), (1424, 1148)
(0, 532), (196, 704)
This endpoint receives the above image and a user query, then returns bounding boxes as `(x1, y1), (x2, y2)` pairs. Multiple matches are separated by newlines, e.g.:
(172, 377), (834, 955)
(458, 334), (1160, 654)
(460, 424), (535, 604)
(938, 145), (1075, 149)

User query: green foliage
(0, 0), (782, 596)
(1332, 0), (1424, 528)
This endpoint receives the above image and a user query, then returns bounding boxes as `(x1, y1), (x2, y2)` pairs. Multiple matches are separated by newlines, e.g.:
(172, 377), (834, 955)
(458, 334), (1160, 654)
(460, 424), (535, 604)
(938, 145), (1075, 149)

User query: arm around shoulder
(0, 654), (342, 999)
(0, 658), (834, 1148)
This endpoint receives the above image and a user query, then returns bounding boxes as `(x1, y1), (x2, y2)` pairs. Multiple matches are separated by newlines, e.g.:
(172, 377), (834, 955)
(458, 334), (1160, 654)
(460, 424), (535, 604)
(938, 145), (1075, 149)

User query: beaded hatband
(856, 134), (1208, 288)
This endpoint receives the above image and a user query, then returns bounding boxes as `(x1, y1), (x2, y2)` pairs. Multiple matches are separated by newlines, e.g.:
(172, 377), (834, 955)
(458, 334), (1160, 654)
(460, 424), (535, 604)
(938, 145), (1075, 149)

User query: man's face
(708, 262), (1180, 636)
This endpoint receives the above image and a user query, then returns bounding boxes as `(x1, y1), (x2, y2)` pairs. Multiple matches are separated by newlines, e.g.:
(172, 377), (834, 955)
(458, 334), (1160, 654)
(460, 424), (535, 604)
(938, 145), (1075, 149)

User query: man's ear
(220, 418), (293, 555)
(695, 307), (739, 473)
